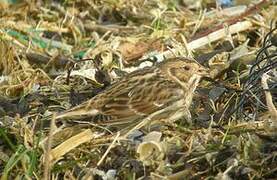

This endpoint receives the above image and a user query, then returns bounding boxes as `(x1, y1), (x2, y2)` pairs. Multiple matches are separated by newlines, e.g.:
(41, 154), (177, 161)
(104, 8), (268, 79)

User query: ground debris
(0, 0), (276, 179)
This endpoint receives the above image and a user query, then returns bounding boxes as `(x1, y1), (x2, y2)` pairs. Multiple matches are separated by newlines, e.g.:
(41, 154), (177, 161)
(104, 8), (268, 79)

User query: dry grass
(0, 0), (276, 179)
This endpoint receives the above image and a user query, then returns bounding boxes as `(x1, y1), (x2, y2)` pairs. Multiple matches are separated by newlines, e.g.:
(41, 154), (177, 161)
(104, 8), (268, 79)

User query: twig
(49, 129), (95, 163)
(43, 113), (56, 180)
(167, 168), (192, 180)
(161, 20), (252, 59)
(97, 132), (120, 167)
(261, 73), (277, 132)
(190, 0), (270, 41)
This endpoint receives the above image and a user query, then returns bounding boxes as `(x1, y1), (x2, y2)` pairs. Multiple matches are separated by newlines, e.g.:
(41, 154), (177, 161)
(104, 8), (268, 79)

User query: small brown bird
(55, 57), (209, 129)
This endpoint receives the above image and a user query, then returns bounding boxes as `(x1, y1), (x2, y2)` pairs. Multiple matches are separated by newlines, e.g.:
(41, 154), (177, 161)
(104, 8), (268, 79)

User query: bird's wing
(128, 78), (184, 115)
(56, 72), (184, 124)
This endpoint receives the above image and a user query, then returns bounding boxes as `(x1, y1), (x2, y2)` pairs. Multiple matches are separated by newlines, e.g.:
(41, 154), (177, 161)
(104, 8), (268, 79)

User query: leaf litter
(0, 0), (276, 179)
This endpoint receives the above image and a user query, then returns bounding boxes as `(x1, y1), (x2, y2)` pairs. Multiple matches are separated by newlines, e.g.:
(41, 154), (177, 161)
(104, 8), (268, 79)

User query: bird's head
(159, 57), (210, 88)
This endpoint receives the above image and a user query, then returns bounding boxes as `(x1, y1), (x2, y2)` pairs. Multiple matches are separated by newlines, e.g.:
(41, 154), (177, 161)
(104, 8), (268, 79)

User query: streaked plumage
(55, 57), (209, 129)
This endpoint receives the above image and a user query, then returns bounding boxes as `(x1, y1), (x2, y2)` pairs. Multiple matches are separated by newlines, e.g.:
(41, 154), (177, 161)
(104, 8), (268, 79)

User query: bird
(53, 57), (210, 131)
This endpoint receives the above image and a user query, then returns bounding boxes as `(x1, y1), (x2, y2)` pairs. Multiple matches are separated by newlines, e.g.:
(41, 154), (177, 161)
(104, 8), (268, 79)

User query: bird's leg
(122, 101), (190, 138)
(183, 108), (192, 124)
(168, 107), (191, 123)
(160, 107), (192, 130)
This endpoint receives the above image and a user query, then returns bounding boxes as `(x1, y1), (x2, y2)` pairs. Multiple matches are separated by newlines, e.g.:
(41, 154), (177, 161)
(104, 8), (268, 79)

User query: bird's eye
(183, 66), (190, 71)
